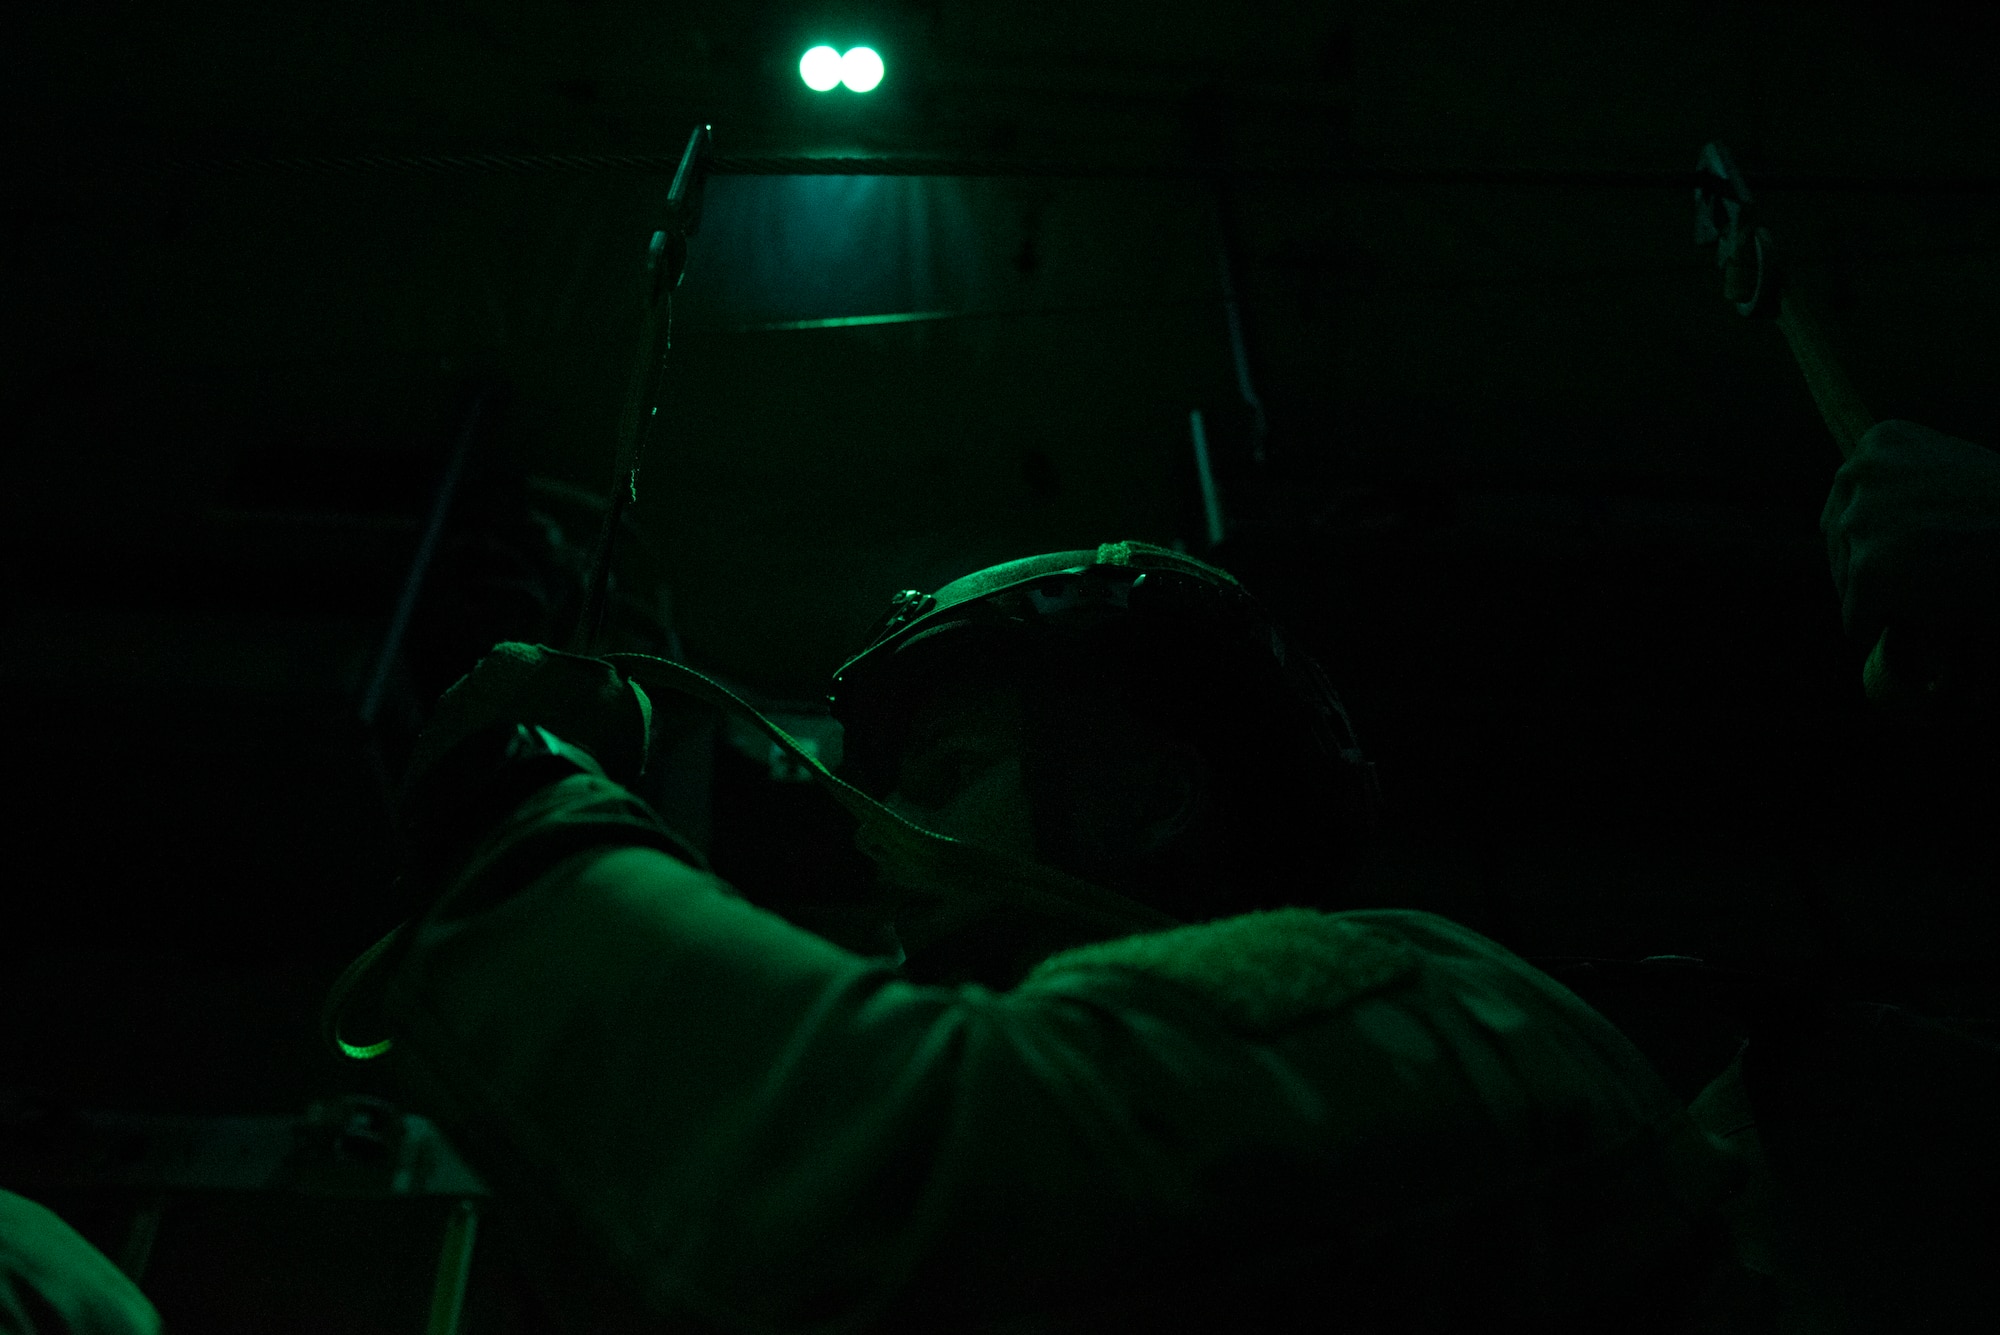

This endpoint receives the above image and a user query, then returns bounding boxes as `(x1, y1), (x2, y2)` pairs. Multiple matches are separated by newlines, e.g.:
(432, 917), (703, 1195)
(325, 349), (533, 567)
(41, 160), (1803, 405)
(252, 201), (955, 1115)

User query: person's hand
(405, 642), (653, 800)
(1819, 420), (2000, 642)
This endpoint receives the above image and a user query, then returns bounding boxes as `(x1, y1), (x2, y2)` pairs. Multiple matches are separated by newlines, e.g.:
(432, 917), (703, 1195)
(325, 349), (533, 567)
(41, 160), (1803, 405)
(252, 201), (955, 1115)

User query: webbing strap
(604, 652), (1178, 938)
(325, 653), (1175, 1060)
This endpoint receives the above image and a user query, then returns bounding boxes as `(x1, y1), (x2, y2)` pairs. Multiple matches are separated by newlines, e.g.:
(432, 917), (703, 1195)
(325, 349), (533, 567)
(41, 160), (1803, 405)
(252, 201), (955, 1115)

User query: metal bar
(96, 153), (2000, 191)
(425, 1200), (479, 1335)
(1189, 409), (1226, 548)
(1, 1110), (489, 1197)
(570, 125), (711, 655)
(571, 273), (665, 654)
(724, 296), (1204, 333)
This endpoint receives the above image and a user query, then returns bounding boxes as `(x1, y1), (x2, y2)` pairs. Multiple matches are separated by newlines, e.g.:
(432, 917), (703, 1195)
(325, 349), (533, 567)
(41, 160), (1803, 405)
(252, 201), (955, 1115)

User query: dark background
(2, 1), (1998, 1307)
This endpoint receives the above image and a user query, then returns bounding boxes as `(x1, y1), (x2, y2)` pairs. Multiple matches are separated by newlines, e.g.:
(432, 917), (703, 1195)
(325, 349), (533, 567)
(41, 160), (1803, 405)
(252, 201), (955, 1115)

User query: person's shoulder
(1, 1189), (163, 1334)
(1018, 907), (1470, 1036)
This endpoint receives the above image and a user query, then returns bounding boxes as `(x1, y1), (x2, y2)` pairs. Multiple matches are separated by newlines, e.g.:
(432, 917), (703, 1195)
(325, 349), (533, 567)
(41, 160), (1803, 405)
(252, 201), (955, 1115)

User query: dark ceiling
(5, 0), (2000, 1119)
(10, 1), (2000, 691)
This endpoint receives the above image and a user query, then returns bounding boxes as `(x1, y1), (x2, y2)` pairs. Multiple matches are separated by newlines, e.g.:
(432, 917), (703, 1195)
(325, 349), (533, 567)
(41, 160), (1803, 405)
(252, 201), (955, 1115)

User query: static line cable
(321, 647), (1178, 1063)
(603, 652), (1178, 938)
(1189, 409), (1227, 548)
(570, 124), (712, 654)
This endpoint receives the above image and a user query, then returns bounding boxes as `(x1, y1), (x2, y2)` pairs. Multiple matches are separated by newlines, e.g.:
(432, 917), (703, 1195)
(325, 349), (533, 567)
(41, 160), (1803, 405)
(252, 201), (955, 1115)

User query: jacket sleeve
(381, 773), (1722, 1333)
(380, 779), (1196, 1332)
(1, 1190), (162, 1335)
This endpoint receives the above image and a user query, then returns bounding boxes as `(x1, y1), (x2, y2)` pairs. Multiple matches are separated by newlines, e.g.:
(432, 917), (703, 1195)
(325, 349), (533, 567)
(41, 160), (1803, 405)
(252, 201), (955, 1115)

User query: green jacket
(0, 1191), (159, 1335)
(382, 771), (1734, 1333)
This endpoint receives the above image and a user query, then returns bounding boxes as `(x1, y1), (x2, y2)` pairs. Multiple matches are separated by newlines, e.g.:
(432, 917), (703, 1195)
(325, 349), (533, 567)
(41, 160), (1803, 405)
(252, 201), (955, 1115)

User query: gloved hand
(401, 643), (654, 851)
(1820, 420), (2000, 642)
(409, 642), (652, 786)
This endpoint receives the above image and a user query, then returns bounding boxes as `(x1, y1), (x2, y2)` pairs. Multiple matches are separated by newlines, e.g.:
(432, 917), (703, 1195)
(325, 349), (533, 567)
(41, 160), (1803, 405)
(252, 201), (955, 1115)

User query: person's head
(831, 543), (1379, 959)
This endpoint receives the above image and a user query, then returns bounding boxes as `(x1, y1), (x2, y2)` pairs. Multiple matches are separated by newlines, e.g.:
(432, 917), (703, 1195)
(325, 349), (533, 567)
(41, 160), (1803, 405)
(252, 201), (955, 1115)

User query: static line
(1189, 408), (1226, 547)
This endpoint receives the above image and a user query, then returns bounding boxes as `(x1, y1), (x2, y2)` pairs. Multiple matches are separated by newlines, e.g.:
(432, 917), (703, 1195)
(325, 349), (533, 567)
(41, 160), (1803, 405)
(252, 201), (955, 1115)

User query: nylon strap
(326, 653), (1175, 1060)
(604, 652), (1179, 938)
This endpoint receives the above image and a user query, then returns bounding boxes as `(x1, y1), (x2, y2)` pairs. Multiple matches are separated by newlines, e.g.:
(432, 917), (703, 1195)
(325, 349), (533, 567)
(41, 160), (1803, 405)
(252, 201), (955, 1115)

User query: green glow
(799, 45), (842, 92)
(337, 1035), (395, 1060)
(748, 309), (957, 332)
(840, 47), (884, 93)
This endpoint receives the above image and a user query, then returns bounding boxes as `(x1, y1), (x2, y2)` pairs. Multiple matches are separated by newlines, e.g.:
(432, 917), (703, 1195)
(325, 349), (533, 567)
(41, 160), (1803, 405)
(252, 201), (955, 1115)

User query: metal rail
(40, 151), (2000, 191)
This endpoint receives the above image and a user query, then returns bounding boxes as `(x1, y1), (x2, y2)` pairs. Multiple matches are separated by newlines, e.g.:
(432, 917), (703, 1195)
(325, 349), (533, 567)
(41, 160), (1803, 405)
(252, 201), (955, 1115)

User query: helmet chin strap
(605, 653), (1180, 945)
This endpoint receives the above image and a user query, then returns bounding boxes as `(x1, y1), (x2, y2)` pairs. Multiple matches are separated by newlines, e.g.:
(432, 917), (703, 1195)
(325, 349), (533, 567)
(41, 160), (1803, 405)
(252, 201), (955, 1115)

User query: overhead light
(799, 45), (843, 92)
(800, 44), (885, 93)
(839, 47), (884, 93)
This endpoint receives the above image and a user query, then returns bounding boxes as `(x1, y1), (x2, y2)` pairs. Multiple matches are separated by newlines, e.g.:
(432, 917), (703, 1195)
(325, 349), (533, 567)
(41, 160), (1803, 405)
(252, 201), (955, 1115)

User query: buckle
(870, 588), (937, 642)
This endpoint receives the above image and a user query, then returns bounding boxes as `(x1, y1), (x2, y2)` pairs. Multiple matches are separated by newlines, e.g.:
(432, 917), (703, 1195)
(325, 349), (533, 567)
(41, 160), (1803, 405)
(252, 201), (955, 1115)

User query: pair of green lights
(799, 45), (885, 93)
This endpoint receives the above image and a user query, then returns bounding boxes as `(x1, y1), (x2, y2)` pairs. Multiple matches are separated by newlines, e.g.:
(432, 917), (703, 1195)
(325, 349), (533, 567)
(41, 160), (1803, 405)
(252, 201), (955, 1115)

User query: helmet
(828, 540), (1382, 840)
